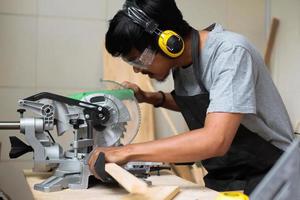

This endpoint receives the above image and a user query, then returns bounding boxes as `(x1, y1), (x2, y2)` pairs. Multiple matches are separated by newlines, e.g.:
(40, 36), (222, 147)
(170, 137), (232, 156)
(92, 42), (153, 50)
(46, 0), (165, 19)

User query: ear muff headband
(126, 6), (184, 58)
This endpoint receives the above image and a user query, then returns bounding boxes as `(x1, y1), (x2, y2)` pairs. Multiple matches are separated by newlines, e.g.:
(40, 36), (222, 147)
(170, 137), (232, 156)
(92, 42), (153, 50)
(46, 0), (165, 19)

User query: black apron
(171, 29), (283, 195)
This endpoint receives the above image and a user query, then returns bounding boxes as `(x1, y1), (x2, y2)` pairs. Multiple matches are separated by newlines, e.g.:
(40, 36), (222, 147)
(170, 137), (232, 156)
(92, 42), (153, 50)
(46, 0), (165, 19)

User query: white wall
(0, 0), (111, 161)
(0, 1), (112, 198)
(269, 0), (300, 130)
(177, 0), (266, 53)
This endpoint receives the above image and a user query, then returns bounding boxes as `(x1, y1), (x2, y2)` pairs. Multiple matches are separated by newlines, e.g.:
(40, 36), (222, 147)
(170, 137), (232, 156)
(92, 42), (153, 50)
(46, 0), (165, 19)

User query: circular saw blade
(94, 122), (127, 146)
(80, 81), (141, 147)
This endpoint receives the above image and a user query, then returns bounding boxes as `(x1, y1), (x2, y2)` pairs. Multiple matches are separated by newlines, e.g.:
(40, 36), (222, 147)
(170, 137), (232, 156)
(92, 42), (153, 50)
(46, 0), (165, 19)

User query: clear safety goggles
(122, 47), (157, 69)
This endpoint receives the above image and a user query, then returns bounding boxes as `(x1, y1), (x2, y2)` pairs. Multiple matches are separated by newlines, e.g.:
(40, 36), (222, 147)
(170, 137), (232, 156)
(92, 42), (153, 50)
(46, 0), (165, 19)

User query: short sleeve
(207, 45), (257, 114)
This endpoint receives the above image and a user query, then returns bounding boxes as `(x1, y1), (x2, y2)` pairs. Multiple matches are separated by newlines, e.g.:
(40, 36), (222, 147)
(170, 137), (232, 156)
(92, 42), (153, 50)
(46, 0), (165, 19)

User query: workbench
(0, 161), (219, 200)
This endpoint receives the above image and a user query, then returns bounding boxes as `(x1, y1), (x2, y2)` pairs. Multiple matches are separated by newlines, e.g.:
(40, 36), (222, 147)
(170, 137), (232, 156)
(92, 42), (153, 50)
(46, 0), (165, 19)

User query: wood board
(23, 169), (219, 200)
(105, 163), (180, 200)
(122, 186), (180, 200)
(264, 18), (280, 68)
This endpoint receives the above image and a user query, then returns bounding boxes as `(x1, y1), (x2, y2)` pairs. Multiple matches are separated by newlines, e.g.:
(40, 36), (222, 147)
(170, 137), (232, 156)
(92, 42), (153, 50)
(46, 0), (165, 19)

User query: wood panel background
(103, 50), (155, 143)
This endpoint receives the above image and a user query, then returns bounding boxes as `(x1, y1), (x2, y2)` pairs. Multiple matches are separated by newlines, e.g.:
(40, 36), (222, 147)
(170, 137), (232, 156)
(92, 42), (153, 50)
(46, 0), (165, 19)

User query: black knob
(69, 119), (84, 129)
(17, 109), (26, 118)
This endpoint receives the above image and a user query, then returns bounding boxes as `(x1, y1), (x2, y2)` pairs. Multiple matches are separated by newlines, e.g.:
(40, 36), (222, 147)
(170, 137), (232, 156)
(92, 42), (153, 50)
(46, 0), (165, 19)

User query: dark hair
(105, 0), (191, 57)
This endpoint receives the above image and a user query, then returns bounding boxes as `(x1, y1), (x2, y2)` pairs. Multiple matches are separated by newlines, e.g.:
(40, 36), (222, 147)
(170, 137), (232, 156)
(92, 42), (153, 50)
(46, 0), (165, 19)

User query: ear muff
(124, 5), (185, 58)
(158, 30), (185, 58)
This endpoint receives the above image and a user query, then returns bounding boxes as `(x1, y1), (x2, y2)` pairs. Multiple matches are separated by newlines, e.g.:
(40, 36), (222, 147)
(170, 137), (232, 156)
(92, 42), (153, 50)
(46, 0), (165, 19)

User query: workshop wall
(269, 0), (300, 131)
(0, 0), (267, 161)
(0, 0), (109, 161)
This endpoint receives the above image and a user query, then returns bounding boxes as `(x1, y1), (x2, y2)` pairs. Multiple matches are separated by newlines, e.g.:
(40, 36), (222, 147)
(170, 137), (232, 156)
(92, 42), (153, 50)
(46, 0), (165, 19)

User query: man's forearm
(123, 113), (242, 164)
(144, 92), (180, 111)
(124, 128), (223, 163)
(88, 113), (241, 168)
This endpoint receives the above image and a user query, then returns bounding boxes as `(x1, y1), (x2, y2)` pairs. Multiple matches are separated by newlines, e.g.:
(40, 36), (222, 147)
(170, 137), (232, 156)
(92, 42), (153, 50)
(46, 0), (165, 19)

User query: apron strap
(191, 29), (207, 93)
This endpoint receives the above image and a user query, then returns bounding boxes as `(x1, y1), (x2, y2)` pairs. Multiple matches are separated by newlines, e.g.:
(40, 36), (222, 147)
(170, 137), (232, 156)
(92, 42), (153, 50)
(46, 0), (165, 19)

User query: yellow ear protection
(125, 6), (184, 58)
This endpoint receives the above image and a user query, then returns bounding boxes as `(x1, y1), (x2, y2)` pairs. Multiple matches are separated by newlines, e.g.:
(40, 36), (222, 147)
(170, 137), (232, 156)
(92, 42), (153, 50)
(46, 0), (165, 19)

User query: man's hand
(87, 146), (130, 179)
(122, 81), (147, 103)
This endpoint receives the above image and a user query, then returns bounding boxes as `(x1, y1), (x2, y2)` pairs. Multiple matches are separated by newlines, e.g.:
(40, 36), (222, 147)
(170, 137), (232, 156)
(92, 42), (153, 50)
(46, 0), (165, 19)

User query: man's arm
(88, 112), (242, 173)
(122, 82), (180, 111)
(144, 92), (180, 111)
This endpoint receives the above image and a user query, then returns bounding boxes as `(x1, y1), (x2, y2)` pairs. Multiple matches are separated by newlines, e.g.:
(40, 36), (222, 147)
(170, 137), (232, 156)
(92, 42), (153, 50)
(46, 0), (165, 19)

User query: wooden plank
(192, 164), (207, 186)
(146, 175), (218, 200)
(146, 81), (178, 134)
(122, 186), (180, 200)
(171, 165), (195, 183)
(105, 163), (148, 194)
(105, 163), (180, 199)
(264, 18), (280, 68)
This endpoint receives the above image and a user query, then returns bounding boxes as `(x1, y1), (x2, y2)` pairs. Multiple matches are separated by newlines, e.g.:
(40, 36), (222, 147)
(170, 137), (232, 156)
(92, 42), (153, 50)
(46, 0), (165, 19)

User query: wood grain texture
(122, 186), (180, 200)
(105, 163), (180, 199)
(105, 163), (148, 194)
(170, 165), (195, 183)
(264, 18), (280, 68)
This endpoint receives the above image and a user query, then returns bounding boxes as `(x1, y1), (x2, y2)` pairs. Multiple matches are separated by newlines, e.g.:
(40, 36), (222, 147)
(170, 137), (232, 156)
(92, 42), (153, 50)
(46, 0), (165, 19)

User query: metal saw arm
(23, 92), (111, 124)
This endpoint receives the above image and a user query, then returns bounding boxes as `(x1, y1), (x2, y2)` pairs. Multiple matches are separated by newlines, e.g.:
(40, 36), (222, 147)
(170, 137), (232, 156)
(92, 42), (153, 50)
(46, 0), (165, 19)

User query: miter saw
(0, 81), (165, 192)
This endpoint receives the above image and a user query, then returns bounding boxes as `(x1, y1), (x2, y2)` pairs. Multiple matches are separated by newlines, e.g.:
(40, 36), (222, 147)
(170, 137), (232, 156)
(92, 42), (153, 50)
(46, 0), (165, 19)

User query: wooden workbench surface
(24, 170), (219, 200)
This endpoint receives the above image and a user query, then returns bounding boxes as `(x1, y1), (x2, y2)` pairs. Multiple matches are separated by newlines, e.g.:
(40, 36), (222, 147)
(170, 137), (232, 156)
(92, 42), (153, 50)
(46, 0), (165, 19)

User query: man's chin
(156, 76), (167, 82)
(151, 73), (169, 82)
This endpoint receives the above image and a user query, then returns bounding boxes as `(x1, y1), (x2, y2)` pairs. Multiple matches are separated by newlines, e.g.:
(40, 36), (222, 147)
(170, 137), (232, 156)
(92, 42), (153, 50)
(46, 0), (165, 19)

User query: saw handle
(94, 152), (114, 182)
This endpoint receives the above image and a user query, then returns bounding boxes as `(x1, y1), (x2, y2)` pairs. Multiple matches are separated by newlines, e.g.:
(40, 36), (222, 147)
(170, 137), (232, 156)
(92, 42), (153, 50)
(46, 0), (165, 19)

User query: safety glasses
(122, 47), (157, 69)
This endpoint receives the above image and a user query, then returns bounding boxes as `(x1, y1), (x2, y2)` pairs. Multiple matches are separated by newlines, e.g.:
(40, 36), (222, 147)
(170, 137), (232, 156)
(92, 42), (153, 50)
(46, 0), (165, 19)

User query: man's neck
(172, 29), (209, 69)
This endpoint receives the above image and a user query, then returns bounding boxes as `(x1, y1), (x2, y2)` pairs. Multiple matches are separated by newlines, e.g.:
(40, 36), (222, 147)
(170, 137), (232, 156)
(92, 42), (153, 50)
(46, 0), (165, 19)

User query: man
(88, 0), (294, 194)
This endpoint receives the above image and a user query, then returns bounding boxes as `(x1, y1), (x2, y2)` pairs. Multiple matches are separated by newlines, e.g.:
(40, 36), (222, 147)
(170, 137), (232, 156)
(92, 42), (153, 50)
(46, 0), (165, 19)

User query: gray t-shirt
(173, 24), (294, 151)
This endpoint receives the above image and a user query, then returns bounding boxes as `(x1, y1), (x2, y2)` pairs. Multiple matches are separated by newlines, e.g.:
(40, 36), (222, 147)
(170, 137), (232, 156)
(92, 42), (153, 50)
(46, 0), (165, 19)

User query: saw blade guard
(70, 80), (141, 147)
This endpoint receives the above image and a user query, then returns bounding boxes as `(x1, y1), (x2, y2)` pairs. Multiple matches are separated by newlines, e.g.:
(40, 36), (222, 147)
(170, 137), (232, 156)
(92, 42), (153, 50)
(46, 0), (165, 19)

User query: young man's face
(122, 48), (173, 82)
